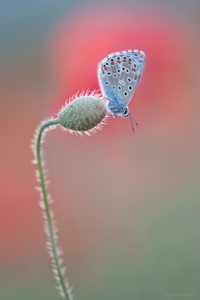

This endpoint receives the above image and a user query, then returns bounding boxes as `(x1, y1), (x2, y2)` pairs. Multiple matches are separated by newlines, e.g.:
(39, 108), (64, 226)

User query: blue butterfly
(98, 49), (145, 131)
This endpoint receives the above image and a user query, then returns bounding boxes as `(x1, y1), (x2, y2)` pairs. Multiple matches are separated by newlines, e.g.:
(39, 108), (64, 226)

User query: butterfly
(97, 49), (146, 131)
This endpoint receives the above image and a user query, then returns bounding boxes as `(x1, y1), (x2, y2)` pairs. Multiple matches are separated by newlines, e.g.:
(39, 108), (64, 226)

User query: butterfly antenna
(129, 112), (139, 133)
(129, 113), (135, 133)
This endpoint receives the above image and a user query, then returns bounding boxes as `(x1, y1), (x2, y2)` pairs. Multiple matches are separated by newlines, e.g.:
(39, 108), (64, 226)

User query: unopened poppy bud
(58, 92), (107, 134)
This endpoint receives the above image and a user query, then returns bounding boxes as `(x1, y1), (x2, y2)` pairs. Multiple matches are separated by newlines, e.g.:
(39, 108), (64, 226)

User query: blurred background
(1, 0), (200, 299)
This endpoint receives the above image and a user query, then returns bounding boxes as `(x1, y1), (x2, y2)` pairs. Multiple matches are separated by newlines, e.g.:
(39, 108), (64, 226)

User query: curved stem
(34, 118), (73, 300)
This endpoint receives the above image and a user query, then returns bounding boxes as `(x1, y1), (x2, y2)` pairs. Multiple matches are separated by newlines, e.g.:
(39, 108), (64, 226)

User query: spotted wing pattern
(98, 49), (145, 108)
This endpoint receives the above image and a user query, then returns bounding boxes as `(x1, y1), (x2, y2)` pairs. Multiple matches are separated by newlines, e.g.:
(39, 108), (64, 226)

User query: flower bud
(58, 92), (107, 134)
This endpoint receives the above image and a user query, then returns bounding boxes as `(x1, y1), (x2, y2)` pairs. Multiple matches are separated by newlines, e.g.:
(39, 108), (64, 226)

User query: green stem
(35, 118), (73, 300)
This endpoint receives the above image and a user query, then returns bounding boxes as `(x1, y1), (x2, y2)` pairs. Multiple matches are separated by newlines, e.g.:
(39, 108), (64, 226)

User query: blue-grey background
(1, 1), (200, 299)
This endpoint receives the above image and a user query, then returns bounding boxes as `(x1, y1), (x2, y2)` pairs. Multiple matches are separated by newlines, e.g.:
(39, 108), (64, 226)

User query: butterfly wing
(98, 50), (145, 108)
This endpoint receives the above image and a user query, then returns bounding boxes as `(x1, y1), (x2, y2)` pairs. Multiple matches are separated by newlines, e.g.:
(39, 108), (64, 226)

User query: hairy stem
(34, 118), (73, 300)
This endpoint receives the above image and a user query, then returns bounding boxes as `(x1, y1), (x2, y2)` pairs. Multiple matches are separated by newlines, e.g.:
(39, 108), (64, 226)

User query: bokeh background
(1, 0), (200, 299)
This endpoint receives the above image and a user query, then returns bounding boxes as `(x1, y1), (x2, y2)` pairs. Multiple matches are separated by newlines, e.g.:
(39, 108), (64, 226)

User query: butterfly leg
(110, 112), (115, 118)
(129, 116), (135, 133)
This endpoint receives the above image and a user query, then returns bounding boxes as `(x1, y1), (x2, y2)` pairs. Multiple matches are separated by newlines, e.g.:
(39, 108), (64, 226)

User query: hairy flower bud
(58, 92), (107, 134)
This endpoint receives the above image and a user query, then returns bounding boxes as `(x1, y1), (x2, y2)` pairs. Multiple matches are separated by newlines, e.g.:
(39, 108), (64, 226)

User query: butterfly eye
(126, 69), (130, 73)
(122, 67), (125, 72)
(112, 86), (116, 90)
(111, 58), (114, 61)
(118, 86), (122, 90)
(134, 53), (138, 56)
(106, 62), (109, 65)
(113, 73), (117, 78)
(127, 77), (132, 82)
(123, 107), (129, 117)
(117, 69), (121, 73)
(128, 86), (133, 90)
(105, 81), (109, 85)
(107, 72), (111, 76)
(123, 91), (128, 97)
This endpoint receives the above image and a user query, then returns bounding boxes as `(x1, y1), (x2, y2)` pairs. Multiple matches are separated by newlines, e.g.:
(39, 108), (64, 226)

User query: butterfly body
(98, 50), (145, 118)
